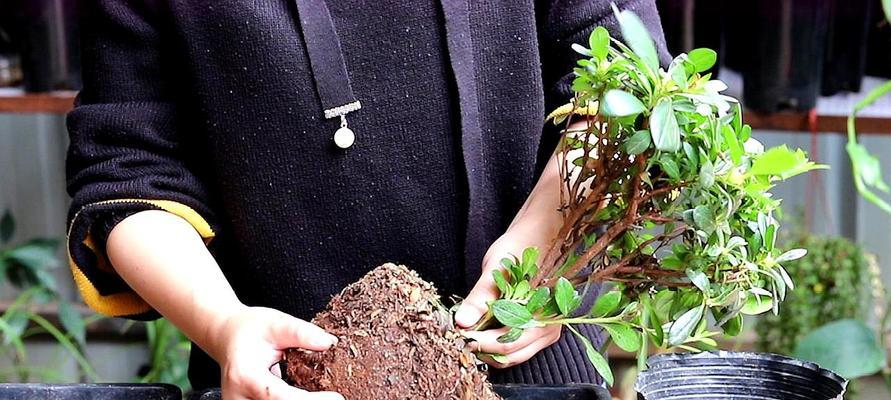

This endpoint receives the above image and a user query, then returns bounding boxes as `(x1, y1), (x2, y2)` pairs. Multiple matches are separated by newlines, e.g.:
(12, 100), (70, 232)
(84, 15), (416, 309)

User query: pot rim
(0, 383), (181, 389)
(639, 351), (847, 387)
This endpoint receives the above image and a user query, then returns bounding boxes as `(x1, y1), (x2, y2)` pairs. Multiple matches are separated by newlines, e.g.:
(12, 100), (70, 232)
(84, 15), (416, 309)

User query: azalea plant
(476, 7), (824, 385)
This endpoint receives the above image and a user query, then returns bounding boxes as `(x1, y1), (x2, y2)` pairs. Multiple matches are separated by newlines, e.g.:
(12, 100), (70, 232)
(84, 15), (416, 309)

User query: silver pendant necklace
(333, 114), (356, 149)
(293, 0), (361, 150)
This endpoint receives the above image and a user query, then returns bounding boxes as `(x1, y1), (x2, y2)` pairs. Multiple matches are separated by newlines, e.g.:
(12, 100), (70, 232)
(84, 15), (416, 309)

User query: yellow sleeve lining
(67, 199), (215, 318)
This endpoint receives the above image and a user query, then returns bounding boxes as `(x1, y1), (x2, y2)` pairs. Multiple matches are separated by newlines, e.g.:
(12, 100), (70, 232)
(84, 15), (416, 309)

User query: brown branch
(640, 182), (688, 203)
(603, 277), (693, 288)
(553, 155), (649, 284)
(640, 213), (683, 224)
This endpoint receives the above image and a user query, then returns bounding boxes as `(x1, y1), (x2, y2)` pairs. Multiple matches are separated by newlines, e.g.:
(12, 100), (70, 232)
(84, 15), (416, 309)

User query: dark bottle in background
(0, 24), (23, 87)
(0, 0), (81, 92)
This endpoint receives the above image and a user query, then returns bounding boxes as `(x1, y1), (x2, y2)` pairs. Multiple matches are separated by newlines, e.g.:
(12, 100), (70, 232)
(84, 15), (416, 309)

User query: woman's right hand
(209, 306), (344, 400)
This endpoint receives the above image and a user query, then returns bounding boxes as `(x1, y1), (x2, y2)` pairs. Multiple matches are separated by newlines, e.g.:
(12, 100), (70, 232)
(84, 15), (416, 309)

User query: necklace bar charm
(325, 102), (361, 149)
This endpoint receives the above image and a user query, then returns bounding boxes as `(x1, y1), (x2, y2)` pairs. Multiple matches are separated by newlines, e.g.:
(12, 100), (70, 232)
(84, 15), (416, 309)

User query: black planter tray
(188, 384), (611, 399)
(0, 383), (182, 400)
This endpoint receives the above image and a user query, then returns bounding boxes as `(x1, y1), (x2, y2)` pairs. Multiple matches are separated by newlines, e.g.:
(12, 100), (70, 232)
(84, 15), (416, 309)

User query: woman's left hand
(455, 138), (581, 368)
(454, 226), (562, 368)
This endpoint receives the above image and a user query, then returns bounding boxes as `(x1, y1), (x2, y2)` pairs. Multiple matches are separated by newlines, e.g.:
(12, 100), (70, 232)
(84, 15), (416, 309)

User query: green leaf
(740, 293), (773, 315)
(687, 48), (717, 72)
(6, 239), (60, 271)
(750, 145), (827, 179)
(723, 314), (743, 337)
(794, 319), (885, 379)
(590, 291), (622, 317)
(497, 328), (524, 344)
(571, 43), (591, 57)
(492, 300), (535, 328)
(513, 280), (531, 300)
(554, 277), (578, 316)
(699, 159), (715, 189)
(588, 26), (610, 60)
(520, 247), (539, 278)
(645, 300), (664, 345)
(686, 270), (709, 293)
(775, 248), (807, 263)
(602, 323), (641, 352)
(692, 205), (716, 233)
(615, 8), (659, 71)
(722, 125), (743, 164)
(481, 352), (510, 365)
(650, 99), (681, 152)
(670, 65), (687, 89)
(0, 210), (13, 244)
(58, 301), (86, 347)
(492, 269), (511, 298)
(624, 130), (651, 155)
(526, 287), (551, 313)
(668, 306), (703, 346)
(601, 90), (646, 117)
(659, 157), (680, 180)
(570, 327), (614, 386)
(1, 310), (28, 346)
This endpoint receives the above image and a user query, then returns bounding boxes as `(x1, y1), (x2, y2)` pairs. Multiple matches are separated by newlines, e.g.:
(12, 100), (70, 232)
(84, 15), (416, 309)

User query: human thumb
(455, 273), (500, 328)
(268, 314), (338, 351)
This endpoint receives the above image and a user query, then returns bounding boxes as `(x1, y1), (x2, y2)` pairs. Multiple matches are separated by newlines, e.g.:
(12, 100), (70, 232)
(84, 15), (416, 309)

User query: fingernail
(312, 334), (337, 348)
(454, 306), (479, 328)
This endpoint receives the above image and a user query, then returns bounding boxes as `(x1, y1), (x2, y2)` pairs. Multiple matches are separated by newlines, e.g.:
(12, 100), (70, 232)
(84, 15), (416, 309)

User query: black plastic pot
(0, 383), (182, 400)
(729, 0), (831, 112)
(635, 351), (847, 400)
(820, 0), (873, 95)
(188, 384), (611, 400)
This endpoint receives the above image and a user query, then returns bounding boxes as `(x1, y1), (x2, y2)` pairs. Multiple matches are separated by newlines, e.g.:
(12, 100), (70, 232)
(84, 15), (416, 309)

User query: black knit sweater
(66, 0), (668, 389)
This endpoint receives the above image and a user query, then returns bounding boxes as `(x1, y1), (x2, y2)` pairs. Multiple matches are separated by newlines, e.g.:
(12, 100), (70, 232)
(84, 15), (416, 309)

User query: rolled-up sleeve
(66, 0), (217, 319)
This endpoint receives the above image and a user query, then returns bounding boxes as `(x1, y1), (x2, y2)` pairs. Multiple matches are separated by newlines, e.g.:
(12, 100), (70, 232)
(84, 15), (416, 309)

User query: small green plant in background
(756, 235), (871, 356)
(0, 209), (97, 382)
(1, 208), (192, 390)
(137, 319), (191, 391)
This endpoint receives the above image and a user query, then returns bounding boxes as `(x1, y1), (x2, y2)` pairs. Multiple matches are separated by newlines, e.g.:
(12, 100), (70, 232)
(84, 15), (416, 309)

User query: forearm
(106, 210), (244, 362)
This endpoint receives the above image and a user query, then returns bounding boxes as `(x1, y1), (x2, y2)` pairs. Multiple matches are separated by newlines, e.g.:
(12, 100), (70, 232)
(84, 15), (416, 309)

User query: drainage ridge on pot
(635, 351), (847, 400)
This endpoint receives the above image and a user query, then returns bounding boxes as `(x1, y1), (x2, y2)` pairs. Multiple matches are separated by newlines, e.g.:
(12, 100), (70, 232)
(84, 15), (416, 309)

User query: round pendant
(333, 127), (355, 149)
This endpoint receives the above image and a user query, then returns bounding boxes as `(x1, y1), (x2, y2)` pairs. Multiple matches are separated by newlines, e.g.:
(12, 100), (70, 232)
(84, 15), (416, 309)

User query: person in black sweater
(66, 0), (668, 398)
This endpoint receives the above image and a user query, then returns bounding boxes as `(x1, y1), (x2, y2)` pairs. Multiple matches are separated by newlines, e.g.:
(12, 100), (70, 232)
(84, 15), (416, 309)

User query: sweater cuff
(66, 199), (215, 319)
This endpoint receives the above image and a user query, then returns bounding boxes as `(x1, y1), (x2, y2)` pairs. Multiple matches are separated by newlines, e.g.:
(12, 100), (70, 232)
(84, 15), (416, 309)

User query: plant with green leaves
(0, 210), (98, 382)
(756, 235), (871, 356)
(135, 318), (192, 390)
(846, 0), (891, 216)
(474, 7), (824, 385)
